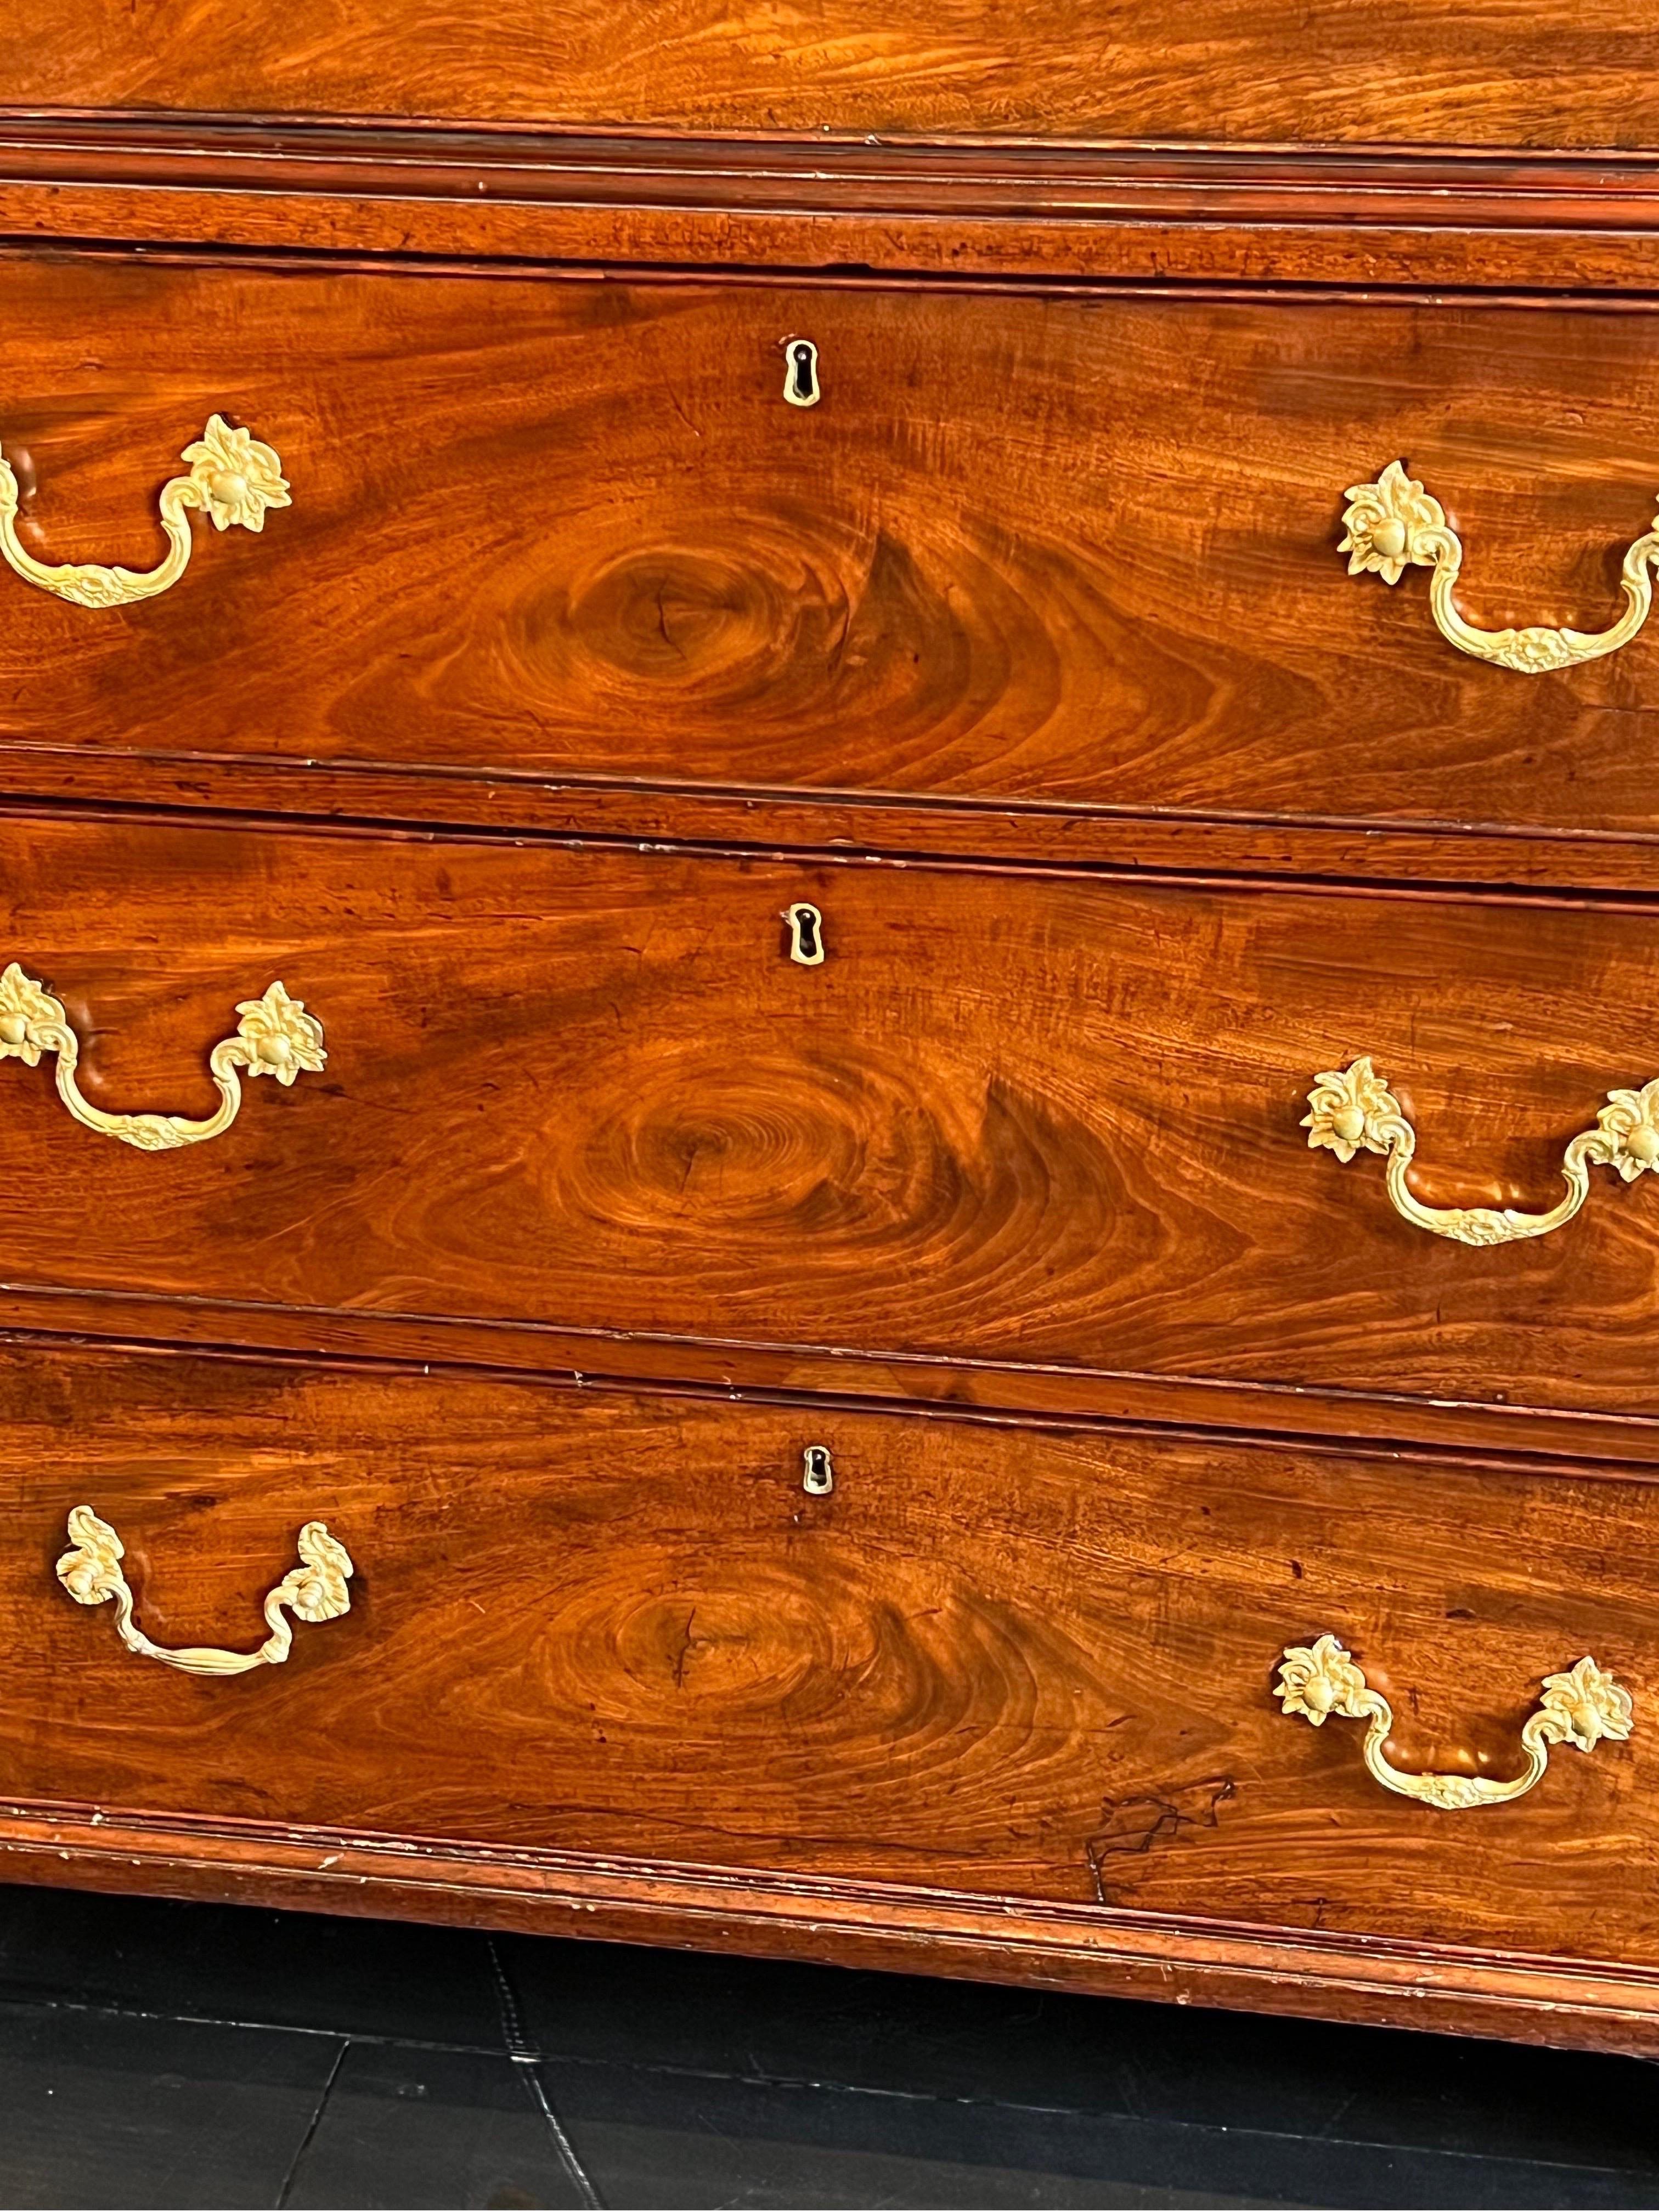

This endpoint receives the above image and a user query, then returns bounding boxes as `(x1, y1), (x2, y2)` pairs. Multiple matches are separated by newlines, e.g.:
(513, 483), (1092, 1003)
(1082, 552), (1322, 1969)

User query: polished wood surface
(15, 765), (1659, 903)
(6, 813), (1659, 1425)
(7, 18), (1659, 2059)
(16, 1284), (1659, 1474)
(13, 131), (1659, 293)
(7, 0), (1659, 149)
(10, 261), (1659, 851)
(3, 1342), (1654, 1966)
(11, 1802), (1659, 2060)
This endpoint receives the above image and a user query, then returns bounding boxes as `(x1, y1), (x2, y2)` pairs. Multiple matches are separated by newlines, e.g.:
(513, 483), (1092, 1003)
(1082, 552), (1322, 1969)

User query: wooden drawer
(7, 814), (1659, 1423)
(1, 1343), (1654, 1975)
(11, 260), (1659, 846)
(1, 0), (1655, 150)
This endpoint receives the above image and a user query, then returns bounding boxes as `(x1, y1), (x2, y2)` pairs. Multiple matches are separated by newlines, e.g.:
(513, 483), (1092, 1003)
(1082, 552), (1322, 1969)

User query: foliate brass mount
(1339, 460), (1659, 675)
(0, 964), (325, 1152)
(0, 415), (290, 609)
(57, 1506), (354, 1677)
(1303, 1057), (1659, 1246)
(1276, 1634), (1633, 1810)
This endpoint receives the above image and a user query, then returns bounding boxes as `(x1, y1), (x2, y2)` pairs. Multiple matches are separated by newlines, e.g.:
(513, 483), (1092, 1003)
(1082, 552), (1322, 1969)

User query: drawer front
(0, 0), (1652, 149)
(10, 260), (1659, 842)
(2, 1344), (1654, 1965)
(8, 813), (1659, 1420)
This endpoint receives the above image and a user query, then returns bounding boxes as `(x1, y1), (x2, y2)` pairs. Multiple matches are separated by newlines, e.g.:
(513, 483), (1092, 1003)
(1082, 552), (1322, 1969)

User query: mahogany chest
(4, 0), (1659, 2058)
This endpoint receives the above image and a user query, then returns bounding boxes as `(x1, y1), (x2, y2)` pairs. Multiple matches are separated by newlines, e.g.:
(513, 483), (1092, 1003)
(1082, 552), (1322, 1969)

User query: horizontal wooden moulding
(16, 751), (1659, 898)
(10, 126), (1659, 285)
(5, 1802), (1659, 2055)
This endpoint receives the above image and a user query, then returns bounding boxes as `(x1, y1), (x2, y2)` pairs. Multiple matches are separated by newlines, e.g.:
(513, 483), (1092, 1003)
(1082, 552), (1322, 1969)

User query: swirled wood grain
(2, 1341), (1656, 1968)
(10, 259), (1659, 845)
(9, 813), (1659, 1422)
(5, 0), (1659, 147)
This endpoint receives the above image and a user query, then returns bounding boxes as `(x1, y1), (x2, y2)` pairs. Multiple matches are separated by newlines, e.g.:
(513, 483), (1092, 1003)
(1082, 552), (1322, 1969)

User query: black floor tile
(281, 2042), (595, 2211)
(495, 1932), (1659, 2178)
(2, 1883), (1657, 2210)
(495, 1931), (1075, 2096)
(0, 1883), (506, 2050)
(540, 2057), (1271, 2208)
(537, 2052), (1659, 2212)
(0, 1995), (342, 2209)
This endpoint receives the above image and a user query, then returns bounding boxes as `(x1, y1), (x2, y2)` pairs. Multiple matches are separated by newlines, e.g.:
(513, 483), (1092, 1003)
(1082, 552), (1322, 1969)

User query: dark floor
(0, 1885), (1654, 2210)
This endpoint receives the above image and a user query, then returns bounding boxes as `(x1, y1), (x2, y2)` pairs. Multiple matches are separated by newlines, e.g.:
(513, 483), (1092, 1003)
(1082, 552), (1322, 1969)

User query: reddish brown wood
(16, 753), (1659, 901)
(10, 180), (1659, 292)
(11, 1320), (1659, 1488)
(9, 1), (1659, 149)
(13, 128), (1659, 288)
(2, 1341), (1657, 1997)
(16, 1284), (1659, 1473)
(10, 257), (1659, 857)
(18, 121), (1659, 230)
(8, 812), (1659, 1425)
(8, 31), (1659, 2058)
(5, 1807), (1659, 2058)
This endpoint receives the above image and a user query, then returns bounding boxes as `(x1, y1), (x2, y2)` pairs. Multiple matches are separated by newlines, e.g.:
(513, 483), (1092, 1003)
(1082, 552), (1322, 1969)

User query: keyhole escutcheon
(784, 902), (825, 966)
(802, 1445), (834, 1495)
(783, 338), (821, 409)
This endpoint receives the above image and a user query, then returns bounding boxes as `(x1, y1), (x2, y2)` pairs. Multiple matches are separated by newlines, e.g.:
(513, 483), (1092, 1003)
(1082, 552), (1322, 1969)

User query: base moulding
(0, 1802), (1654, 2057)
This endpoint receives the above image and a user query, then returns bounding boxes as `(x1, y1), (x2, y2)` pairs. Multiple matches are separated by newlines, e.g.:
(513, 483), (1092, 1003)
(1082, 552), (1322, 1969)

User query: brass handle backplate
(1276, 1634), (1634, 1809)
(1339, 460), (1659, 675)
(0, 965), (324, 1151)
(57, 1506), (354, 1677)
(1304, 1057), (1659, 1246)
(0, 415), (290, 609)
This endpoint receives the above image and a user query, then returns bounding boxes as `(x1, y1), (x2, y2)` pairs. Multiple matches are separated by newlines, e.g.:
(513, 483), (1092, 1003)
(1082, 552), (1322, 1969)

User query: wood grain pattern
(9, 0), (1659, 149)
(16, 129), (1659, 292)
(8, 1810), (1659, 2060)
(3, 1340), (1657, 1975)
(8, 812), (1659, 1422)
(12, 260), (1659, 847)
(10, 48), (1659, 2052)
(18, 1282), (1659, 1473)
(17, 757), (1659, 902)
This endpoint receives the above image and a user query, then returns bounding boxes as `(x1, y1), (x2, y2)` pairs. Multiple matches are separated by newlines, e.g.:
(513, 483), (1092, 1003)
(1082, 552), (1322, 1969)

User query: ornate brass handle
(1339, 461), (1659, 675)
(56, 1506), (353, 1677)
(0, 415), (289, 610)
(1276, 1635), (1633, 1810)
(1304, 1057), (1659, 1247)
(0, 965), (324, 1152)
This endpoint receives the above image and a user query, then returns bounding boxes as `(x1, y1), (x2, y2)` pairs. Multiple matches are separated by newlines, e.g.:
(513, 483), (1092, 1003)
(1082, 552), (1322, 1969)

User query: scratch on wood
(1086, 1777), (1237, 1904)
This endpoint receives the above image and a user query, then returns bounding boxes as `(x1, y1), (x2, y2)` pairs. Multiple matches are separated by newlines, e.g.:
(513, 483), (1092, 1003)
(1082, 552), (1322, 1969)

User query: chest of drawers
(4, 0), (1659, 2062)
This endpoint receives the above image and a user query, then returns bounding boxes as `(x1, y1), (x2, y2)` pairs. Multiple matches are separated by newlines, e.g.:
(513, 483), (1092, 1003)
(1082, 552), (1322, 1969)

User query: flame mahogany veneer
(5, 260), (1659, 852)
(5, 1342), (1659, 2051)
(3, 1), (1659, 2057)
(7, 813), (1659, 1425)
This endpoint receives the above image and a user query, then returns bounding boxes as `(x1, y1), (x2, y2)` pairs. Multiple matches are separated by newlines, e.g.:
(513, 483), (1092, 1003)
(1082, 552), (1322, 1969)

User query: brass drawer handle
(1276, 1635), (1633, 1810)
(56, 1507), (353, 1677)
(0, 415), (290, 610)
(0, 965), (324, 1152)
(1304, 1057), (1659, 1246)
(1340, 461), (1659, 675)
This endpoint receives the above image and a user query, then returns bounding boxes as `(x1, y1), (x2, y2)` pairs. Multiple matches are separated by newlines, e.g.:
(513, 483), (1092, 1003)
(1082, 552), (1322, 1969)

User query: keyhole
(802, 1445), (834, 1495)
(783, 338), (820, 409)
(783, 901), (825, 966)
